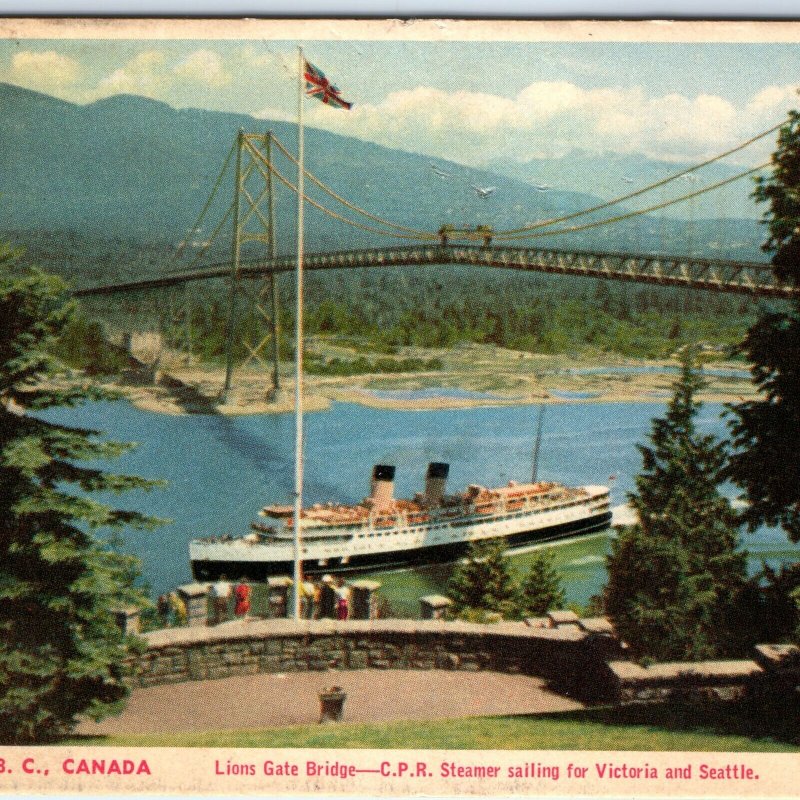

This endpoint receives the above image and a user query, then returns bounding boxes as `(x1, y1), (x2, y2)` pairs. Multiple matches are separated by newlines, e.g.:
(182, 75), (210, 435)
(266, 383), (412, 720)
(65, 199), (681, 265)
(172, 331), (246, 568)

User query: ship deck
(260, 481), (594, 532)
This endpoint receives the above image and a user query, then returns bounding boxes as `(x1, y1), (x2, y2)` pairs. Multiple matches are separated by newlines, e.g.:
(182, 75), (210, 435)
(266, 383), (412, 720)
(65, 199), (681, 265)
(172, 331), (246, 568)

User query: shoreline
(117, 377), (759, 417)
(75, 349), (760, 417)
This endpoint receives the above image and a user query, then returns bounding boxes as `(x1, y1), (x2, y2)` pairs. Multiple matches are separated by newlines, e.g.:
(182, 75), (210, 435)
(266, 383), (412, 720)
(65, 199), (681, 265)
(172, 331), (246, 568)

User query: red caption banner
(0, 748), (797, 796)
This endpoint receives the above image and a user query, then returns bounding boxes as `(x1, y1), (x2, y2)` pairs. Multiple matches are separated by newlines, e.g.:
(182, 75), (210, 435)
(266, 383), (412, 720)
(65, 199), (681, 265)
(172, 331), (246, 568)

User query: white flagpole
(292, 46), (305, 622)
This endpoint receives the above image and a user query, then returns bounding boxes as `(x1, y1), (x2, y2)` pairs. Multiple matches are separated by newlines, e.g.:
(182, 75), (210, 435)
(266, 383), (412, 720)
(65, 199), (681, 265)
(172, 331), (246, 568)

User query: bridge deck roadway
(73, 244), (792, 299)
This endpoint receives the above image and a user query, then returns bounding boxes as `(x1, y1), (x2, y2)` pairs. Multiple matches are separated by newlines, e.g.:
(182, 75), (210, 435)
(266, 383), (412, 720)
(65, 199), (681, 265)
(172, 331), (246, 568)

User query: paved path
(78, 670), (584, 736)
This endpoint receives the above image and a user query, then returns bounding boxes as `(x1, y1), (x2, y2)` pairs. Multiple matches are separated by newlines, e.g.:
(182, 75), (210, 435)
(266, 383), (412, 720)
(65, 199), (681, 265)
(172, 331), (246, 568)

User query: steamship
(189, 463), (612, 581)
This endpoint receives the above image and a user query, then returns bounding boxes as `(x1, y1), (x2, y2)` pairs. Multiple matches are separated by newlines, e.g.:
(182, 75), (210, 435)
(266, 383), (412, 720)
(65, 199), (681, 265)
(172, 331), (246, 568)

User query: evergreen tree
(0, 246), (161, 743)
(736, 562), (800, 645)
(448, 538), (519, 619)
(604, 349), (747, 661)
(729, 110), (800, 543)
(520, 550), (565, 615)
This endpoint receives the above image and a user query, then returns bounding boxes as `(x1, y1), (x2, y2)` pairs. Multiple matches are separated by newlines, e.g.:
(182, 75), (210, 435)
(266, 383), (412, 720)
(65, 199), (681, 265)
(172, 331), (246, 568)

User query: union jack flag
(304, 59), (353, 110)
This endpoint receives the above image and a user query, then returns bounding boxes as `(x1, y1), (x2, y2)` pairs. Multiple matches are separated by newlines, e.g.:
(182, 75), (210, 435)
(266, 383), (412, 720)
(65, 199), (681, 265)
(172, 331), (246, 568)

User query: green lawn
(69, 701), (798, 751)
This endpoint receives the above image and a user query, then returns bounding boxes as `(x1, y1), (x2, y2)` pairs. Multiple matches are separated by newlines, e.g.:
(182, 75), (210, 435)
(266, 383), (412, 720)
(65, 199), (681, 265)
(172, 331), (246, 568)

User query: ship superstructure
(190, 462), (612, 580)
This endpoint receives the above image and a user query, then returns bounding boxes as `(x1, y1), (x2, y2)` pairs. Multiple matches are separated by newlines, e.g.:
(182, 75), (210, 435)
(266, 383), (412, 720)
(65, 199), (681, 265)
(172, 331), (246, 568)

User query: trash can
(318, 686), (347, 723)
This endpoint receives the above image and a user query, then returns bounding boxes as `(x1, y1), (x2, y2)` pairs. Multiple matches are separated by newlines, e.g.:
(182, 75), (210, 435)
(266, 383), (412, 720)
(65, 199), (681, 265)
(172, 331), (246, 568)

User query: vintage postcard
(0, 16), (798, 798)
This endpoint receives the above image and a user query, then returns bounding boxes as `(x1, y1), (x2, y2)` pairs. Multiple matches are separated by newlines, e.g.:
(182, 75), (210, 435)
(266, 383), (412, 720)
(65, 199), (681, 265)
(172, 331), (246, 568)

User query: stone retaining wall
(606, 659), (763, 703)
(126, 617), (799, 707)
(127, 617), (620, 699)
(606, 643), (800, 704)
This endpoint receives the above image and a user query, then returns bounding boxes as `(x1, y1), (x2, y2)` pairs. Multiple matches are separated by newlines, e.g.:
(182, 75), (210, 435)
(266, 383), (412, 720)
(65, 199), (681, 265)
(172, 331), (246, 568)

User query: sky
(1, 38), (798, 168)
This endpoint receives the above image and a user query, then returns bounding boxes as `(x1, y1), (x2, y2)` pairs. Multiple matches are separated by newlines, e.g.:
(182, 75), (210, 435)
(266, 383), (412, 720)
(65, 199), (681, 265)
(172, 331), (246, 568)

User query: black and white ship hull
(190, 484), (612, 581)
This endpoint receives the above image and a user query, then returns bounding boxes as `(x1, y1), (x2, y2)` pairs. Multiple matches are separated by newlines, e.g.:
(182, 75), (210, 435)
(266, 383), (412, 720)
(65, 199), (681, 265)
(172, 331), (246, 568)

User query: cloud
(252, 105), (297, 124)
(96, 50), (168, 98)
(747, 84), (800, 118)
(239, 46), (290, 72)
(648, 93), (737, 150)
(88, 48), (234, 103)
(11, 50), (81, 89)
(300, 80), (749, 165)
(173, 49), (231, 88)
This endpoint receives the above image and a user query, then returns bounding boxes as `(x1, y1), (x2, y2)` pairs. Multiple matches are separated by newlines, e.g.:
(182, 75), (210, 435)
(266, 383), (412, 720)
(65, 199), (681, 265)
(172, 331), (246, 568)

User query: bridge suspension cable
(492, 162), (770, 242)
(173, 138), (238, 260)
(494, 121), (783, 236)
(242, 138), (437, 241)
(174, 200), (236, 273)
(166, 116), (785, 267)
(261, 133), (435, 238)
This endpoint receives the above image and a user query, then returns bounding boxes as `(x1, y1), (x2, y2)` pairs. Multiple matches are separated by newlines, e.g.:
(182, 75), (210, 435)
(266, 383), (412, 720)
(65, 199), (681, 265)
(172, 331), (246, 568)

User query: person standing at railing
(168, 591), (187, 627)
(234, 577), (252, 620)
(312, 581), (323, 619)
(211, 575), (232, 624)
(335, 578), (351, 621)
(157, 593), (170, 627)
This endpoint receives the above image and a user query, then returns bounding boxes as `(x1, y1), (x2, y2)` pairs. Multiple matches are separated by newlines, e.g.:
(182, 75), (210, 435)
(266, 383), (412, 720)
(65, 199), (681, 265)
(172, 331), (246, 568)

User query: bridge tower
(219, 129), (283, 405)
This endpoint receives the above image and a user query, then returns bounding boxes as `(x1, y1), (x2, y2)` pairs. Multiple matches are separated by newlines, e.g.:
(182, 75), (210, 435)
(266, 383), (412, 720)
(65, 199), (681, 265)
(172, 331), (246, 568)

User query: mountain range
(486, 151), (763, 221)
(0, 81), (768, 288)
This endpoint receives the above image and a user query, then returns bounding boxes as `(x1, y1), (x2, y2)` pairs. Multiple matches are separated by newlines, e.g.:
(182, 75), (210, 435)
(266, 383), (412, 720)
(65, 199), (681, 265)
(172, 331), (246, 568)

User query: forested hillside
(58, 265), (757, 365)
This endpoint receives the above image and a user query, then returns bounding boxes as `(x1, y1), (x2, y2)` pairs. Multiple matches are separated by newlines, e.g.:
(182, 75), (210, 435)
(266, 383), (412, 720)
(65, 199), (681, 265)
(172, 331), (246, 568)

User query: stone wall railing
(127, 616), (621, 698)
(606, 643), (800, 704)
(125, 614), (798, 707)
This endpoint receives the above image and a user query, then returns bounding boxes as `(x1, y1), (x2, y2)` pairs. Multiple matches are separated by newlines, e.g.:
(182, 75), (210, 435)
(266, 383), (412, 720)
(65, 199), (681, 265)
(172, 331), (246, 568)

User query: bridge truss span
(444, 245), (788, 298)
(241, 244), (443, 275)
(76, 244), (791, 300)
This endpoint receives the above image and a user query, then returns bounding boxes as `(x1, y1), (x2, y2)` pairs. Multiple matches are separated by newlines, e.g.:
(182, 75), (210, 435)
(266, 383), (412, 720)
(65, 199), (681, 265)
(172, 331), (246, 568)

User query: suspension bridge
(76, 244), (787, 300)
(72, 120), (794, 403)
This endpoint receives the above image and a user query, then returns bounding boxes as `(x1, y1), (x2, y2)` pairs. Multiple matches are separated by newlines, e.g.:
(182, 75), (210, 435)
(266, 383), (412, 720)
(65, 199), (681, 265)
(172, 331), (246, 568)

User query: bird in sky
(471, 185), (497, 199)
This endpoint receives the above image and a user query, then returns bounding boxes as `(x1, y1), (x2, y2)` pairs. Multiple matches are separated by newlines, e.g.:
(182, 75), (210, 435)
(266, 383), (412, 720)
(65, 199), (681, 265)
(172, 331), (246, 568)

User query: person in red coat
(234, 578), (252, 619)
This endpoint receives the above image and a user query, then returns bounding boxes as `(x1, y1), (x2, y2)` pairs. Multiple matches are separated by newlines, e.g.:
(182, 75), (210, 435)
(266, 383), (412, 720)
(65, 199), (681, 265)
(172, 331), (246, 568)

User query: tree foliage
(51, 313), (131, 376)
(520, 550), (566, 616)
(604, 350), (747, 661)
(134, 266), (755, 368)
(0, 246), (161, 743)
(734, 562), (800, 646)
(448, 538), (521, 620)
(728, 110), (800, 543)
(448, 539), (567, 621)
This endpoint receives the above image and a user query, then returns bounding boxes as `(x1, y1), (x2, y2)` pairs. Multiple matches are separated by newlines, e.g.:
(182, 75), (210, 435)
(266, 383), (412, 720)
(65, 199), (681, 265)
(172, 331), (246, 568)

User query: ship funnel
(425, 462), (449, 506)
(370, 464), (396, 509)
